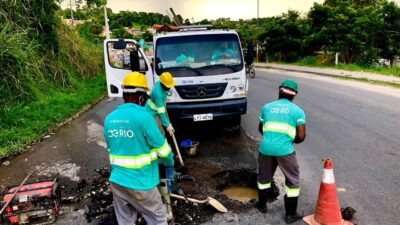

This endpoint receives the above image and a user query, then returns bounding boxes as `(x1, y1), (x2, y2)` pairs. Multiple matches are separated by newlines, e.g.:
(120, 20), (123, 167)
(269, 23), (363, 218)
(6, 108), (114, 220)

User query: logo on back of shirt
(108, 129), (134, 138)
(270, 107), (290, 114)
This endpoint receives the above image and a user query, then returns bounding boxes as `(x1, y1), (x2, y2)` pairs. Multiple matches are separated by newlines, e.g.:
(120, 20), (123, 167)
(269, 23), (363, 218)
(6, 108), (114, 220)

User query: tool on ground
(171, 133), (184, 166)
(180, 139), (200, 156)
(303, 159), (354, 225)
(170, 193), (227, 213)
(0, 175), (61, 225)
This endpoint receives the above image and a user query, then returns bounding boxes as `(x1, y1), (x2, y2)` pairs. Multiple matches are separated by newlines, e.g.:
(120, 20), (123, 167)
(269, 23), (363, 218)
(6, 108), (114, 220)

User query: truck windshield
(155, 34), (243, 77)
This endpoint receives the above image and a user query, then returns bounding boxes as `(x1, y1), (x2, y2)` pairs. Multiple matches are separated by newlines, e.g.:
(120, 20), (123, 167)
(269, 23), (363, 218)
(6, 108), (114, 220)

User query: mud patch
(35, 161), (81, 182)
(86, 120), (106, 148)
(222, 186), (258, 203)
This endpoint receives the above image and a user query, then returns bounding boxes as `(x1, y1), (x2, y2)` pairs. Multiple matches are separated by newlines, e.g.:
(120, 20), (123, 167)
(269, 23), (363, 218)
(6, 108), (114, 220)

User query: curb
(255, 65), (400, 88)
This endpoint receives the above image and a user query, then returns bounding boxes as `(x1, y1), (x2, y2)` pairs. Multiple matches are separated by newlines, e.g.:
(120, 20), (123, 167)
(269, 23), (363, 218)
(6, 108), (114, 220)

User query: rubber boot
(254, 189), (267, 213)
(284, 195), (303, 224)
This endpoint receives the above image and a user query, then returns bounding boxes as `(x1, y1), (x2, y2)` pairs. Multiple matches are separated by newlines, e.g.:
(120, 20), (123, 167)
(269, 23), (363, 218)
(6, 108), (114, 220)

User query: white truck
(104, 26), (249, 126)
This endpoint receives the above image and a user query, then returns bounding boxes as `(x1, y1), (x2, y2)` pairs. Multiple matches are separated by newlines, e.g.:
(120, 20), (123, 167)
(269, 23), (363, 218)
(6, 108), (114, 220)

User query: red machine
(0, 179), (61, 224)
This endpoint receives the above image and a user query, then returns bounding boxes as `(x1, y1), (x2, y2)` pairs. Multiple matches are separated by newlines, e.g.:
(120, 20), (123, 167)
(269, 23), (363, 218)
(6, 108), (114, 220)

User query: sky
(61, 0), (400, 21)
(61, 0), (326, 20)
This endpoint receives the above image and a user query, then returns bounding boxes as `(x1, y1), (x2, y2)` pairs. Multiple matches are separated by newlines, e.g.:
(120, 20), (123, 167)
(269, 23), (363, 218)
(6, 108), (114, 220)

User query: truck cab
(153, 27), (248, 124)
(103, 26), (248, 126)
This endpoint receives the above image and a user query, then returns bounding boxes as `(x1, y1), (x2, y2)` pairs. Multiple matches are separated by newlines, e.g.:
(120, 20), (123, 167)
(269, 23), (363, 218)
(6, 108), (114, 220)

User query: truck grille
(175, 83), (227, 99)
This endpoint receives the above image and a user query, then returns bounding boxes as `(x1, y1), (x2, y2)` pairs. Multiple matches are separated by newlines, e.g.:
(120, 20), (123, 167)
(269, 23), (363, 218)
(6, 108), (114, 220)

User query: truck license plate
(193, 114), (213, 122)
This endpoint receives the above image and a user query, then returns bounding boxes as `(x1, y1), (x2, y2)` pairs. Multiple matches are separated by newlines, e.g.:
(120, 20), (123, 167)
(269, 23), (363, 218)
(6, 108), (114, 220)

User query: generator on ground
(0, 179), (61, 224)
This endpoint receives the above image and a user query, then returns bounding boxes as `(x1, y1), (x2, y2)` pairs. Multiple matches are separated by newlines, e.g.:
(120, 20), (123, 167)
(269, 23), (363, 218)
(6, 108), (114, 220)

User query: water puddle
(222, 186), (258, 203)
(214, 169), (280, 204)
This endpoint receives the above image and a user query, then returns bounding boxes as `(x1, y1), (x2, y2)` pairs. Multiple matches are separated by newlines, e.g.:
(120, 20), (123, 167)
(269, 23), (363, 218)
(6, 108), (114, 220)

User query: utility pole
(256, 0), (259, 62)
(104, 4), (110, 39)
(69, 0), (74, 26)
(257, 0), (259, 27)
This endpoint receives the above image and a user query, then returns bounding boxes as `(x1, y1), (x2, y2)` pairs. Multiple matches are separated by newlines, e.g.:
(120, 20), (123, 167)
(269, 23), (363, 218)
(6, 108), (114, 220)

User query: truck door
(104, 39), (153, 97)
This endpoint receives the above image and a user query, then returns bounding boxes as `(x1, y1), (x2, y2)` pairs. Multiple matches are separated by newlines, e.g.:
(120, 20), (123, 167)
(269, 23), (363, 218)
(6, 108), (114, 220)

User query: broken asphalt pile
(59, 166), (219, 225)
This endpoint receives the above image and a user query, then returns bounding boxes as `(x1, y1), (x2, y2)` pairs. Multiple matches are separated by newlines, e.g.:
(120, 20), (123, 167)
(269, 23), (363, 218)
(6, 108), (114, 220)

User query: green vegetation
(0, 75), (105, 159)
(0, 1), (105, 159)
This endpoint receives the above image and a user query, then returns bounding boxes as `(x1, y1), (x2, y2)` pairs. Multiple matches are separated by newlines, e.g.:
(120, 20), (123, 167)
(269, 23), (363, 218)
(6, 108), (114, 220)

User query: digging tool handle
(0, 173), (31, 215)
(170, 193), (228, 213)
(171, 133), (184, 166)
(165, 110), (184, 166)
(170, 193), (208, 204)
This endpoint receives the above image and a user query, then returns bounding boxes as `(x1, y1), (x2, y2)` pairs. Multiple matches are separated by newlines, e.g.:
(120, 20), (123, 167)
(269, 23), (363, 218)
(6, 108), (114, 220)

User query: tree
(86, 0), (106, 8)
(258, 11), (309, 62)
(308, 0), (384, 64)
(378, 1), (400, 65)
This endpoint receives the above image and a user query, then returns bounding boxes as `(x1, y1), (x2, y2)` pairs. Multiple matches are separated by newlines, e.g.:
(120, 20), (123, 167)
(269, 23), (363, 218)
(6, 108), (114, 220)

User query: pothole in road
(222, 186), (258, 203)
(213, 169), (279, 204)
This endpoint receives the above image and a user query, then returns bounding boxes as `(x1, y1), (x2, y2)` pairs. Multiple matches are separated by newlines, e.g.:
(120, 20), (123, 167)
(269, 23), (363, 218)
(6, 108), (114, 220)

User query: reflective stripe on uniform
(263, 121), (296, 139)
(147, 100), (166, 114)
(109, 150), (158, 169)
(153, 140), (171, 158)
(257, 181), (271, 190)
(297, 118), (305, 124)
(285, 185), (300, 197)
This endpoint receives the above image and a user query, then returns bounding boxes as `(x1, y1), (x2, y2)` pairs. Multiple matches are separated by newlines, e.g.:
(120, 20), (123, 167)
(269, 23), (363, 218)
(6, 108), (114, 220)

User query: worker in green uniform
(103, 72), (175, 225)
(145, 72), (175, 136)
(175, 49), (195, 65)
(254, 80), (306, 224)
(211, 42), (235, 61)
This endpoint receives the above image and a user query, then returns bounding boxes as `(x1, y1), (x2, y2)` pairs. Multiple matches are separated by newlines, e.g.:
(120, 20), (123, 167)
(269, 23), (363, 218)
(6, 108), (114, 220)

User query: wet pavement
(1, 68), (400, 224)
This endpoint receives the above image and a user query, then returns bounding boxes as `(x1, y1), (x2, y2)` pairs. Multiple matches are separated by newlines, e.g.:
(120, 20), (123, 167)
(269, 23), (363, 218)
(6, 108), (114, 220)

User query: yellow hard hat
(159, 72), (175, 89)
(122, 72), (149, 92)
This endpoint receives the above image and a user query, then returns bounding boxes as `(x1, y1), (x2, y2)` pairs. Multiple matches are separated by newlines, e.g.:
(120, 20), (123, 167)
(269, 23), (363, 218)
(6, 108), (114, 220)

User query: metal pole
(257, 0), (259, 27)
(104, 5), (110, 39)
(256, 0), (259, 62)
(69, 0), (74, 25)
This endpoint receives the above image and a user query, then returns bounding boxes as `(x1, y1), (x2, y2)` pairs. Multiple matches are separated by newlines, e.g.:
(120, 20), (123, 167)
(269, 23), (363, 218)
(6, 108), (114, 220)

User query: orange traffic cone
(303, 159), (353, 225)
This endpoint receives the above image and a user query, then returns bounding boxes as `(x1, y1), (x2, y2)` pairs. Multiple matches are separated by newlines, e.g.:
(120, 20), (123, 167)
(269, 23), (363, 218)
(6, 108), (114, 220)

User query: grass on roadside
(292, 56), (400, 77)
(0, 74), (106, 160)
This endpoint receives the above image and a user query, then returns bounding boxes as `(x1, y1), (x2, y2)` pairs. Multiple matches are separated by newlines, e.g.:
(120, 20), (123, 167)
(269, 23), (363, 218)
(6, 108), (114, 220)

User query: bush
(0, 24), (44, 105)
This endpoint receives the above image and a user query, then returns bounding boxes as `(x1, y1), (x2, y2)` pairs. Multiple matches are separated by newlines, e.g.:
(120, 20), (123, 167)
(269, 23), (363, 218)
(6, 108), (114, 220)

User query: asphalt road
(239, 68), (400, 225)
(0, 68), (399, 225)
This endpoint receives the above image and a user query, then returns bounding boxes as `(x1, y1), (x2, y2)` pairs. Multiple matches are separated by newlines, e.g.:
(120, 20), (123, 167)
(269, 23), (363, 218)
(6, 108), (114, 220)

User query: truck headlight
(230, 86), (237, 93)
(238, 84), (244, 91)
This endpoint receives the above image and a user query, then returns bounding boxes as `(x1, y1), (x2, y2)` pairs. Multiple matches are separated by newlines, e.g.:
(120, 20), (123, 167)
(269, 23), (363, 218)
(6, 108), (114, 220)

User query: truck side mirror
(130, 50), (140, 72)
(114, 39), (127, 49)
(245, 42), (255, 65)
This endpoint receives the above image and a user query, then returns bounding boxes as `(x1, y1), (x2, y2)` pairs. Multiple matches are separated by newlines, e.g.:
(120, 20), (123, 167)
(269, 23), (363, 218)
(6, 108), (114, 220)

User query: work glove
(166, 124), (175, 136)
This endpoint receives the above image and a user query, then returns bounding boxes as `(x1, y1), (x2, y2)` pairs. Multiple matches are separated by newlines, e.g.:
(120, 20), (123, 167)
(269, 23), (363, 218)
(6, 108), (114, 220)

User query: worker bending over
(103, 72), (175, 225)
(146, 72), (175, 136)
(255, 80), (306, 224)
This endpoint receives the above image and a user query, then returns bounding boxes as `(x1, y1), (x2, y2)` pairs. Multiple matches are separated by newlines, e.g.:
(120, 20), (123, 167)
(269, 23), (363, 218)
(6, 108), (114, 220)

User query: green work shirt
(145, 81), (170, 127)
(211, 48), (235, 60)
(176, 54), (188, 64)
(258, 99), (306, 156)
(104, 103), (174, 191)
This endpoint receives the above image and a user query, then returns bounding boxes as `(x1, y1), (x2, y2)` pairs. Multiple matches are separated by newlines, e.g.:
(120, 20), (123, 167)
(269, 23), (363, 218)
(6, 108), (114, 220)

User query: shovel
(170, 193), (227, 213)
(171, 132), (184, 167)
